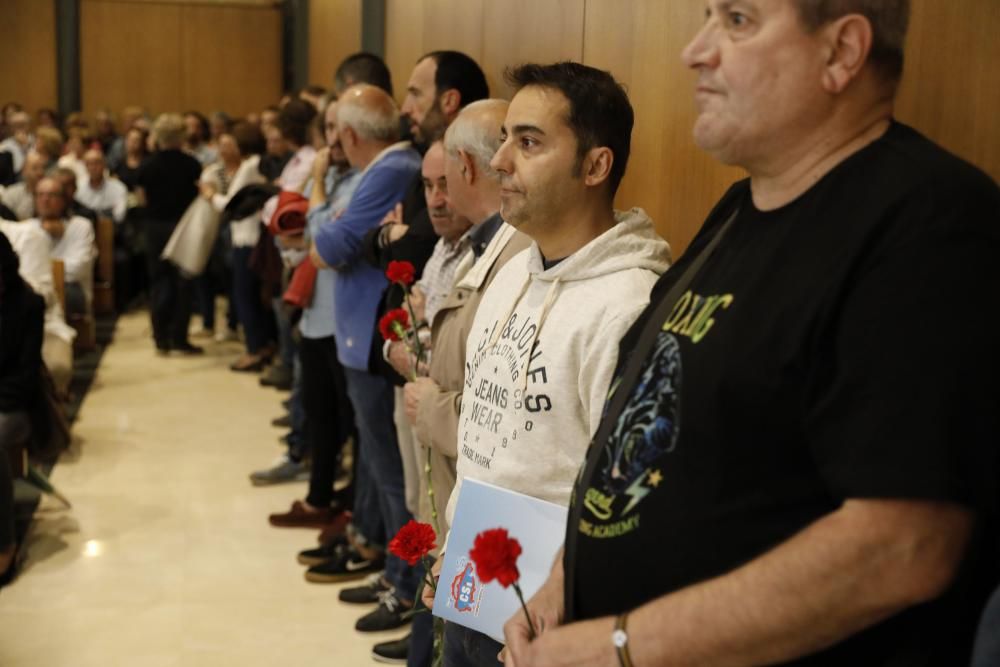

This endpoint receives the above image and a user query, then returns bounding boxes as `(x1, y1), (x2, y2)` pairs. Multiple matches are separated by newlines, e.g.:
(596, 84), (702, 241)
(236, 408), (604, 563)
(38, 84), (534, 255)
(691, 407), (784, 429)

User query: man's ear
(459, 149), (477, 186)
(581, 146), (614, 189)
(820, 14), (873, 93)
(439, 89), (462, 118)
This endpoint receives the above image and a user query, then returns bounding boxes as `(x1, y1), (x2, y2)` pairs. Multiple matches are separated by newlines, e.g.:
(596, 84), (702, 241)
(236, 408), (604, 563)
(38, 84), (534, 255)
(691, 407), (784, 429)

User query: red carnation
(386, 260), (416, 286)
(469, 528), (523, 588)
(379, 308), (410, 342)
(389, 520), (437, 566)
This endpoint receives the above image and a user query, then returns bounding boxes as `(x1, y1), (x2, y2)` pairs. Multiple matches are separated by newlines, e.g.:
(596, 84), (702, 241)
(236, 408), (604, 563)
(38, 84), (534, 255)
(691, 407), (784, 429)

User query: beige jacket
(413, 221), (532, 529)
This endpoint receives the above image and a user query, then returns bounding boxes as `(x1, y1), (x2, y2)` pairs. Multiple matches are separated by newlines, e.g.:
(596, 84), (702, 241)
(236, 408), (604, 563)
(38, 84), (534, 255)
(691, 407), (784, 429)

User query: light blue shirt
(299, 166), (361, 339)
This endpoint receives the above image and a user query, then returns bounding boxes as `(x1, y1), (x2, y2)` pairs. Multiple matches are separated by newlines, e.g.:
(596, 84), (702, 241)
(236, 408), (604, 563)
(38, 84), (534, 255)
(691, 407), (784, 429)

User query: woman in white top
(198, 122), (272, 371)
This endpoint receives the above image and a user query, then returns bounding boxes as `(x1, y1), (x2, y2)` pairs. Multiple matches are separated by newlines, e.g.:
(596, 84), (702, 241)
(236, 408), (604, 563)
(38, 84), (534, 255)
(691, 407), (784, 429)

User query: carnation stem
(425, 449), (442, 537)
(512, 582), (537, 640)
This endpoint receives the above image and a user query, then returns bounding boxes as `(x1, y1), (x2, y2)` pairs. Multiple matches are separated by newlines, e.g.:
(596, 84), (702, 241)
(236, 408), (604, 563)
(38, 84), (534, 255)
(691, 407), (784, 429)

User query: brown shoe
(269, 500), (343, 528)
(316, 511), (351, 544)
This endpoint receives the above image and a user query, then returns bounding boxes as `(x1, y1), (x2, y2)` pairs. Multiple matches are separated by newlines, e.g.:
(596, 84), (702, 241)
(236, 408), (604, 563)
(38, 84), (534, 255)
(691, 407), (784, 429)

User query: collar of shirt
(468, 212), (504, 259)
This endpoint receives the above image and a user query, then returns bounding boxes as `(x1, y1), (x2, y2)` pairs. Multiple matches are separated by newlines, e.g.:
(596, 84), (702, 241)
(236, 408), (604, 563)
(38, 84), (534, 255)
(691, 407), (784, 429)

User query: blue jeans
(443, 623), (503, 667)
(231, 246), (270, 354)
(343, 366), (418, 600)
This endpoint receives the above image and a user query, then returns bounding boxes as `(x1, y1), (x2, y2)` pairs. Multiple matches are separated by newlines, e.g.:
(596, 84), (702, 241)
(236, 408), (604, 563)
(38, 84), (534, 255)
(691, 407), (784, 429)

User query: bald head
(443, 99), (509, 223)
(337, 84), (400, 143)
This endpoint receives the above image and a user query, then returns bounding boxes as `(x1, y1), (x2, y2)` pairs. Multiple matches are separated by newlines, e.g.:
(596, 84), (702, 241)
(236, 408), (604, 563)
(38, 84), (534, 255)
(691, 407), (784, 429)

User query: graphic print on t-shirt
(462, 312), (550, 471)
(580, 332), (681, 536)
(579, 290), (733, 539)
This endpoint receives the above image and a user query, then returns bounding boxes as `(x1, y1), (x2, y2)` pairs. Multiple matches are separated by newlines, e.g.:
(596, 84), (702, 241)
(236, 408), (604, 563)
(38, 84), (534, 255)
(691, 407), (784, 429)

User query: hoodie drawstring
(519, 277), (561, 394)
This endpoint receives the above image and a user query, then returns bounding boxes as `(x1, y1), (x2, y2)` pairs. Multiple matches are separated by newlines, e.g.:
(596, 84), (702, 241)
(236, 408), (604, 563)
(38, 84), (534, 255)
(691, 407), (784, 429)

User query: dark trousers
(0, 412), (31, 552)
(443, 623), (503, 667)
(343, 366), (418, 599)
(144, 221), (193, 348)
(408, 598), (435, 667)
(231, 246), (271, 354)
(300, 335), (354, 508)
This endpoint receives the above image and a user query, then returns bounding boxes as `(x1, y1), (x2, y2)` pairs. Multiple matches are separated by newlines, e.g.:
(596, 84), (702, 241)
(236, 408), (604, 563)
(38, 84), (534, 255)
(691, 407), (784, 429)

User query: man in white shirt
(0, 111), (33, 175)
(0, 149), (45, 220)
(29, 176), (97, 317)
(76, 148), (128, 223)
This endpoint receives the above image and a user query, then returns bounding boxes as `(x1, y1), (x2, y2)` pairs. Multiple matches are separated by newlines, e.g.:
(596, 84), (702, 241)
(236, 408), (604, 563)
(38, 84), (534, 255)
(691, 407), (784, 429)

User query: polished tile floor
(0, 311), (404, 666)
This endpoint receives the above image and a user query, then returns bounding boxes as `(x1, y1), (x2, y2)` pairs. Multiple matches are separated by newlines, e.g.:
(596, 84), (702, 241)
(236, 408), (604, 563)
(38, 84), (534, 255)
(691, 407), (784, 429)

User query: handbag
(161, 196), (221, 278)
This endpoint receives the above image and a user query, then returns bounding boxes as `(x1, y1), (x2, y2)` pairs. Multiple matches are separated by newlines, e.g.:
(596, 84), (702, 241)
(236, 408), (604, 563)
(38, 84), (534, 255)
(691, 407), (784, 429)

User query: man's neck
(89, 176), (104, 189)
(532, 201), (617, 260)
(353, 141), (395, 171)
(469, 186), (503, 226)
(749, 103), (893, 211)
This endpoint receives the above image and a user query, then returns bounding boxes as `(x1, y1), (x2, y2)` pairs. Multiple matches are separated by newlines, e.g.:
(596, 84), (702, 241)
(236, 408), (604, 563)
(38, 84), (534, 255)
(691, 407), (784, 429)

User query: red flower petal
(388, 520), (437, 565)
(386, 260), (416, 286)
(469, 528), (522, 588)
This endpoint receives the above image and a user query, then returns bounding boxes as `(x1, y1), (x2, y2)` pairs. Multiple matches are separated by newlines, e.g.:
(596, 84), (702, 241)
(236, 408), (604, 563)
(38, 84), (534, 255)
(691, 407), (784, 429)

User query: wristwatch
(613, 613), (634, 667)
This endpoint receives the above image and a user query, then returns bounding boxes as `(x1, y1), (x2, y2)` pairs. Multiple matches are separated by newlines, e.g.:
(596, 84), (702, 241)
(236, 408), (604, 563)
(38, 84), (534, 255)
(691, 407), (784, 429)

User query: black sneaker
(371, 633), (409, 664)
(297, 534), (348, 567)
(304, 547), (384, 583)
(355, 591), (412, 632)
(338, 572), (390, 604)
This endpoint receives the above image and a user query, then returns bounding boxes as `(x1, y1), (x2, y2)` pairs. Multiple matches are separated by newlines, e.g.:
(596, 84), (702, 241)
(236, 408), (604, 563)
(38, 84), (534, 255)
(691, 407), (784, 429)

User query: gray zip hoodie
(446, 207), (671, 526)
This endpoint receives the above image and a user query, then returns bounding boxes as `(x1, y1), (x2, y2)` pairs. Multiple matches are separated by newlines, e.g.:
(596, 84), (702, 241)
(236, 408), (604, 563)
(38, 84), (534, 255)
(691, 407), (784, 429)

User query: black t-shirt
(135, 149), (202, 223)
(564, 122), (1000, 664)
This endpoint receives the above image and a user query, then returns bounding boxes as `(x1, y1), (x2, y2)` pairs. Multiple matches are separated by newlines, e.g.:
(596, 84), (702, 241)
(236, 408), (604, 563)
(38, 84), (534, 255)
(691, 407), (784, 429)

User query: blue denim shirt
(313, 143), (421, 371)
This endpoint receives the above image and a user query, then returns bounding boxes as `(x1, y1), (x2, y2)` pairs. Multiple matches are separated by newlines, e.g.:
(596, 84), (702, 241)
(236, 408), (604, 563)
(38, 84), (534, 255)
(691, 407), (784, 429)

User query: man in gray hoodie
(429, 62), (671, 666)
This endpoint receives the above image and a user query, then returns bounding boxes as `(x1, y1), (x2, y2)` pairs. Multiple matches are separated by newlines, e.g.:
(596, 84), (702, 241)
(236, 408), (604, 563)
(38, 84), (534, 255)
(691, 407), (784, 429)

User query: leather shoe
(268, 500), (344, 528)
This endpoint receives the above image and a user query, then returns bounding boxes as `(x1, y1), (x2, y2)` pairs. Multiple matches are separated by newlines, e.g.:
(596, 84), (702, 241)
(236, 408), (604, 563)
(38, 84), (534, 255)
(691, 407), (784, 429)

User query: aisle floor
(0, 311), (403, 666)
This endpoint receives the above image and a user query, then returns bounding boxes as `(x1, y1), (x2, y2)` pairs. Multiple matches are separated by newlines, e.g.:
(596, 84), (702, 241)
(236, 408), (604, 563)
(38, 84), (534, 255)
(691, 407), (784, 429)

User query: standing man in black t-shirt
(502, 1), (1000, 666)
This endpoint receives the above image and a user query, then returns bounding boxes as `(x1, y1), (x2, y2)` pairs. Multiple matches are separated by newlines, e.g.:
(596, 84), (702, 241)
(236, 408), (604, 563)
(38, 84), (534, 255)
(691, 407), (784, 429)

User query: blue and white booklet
(432, 478), (568, 642)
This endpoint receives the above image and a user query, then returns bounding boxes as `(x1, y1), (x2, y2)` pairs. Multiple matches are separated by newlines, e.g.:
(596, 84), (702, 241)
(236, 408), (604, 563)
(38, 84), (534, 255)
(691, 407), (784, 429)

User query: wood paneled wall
(308, 0), (362, 91)
(387, 0), (999, 257)
(0, 0), (58, 113)
(80, 0), (282, 118)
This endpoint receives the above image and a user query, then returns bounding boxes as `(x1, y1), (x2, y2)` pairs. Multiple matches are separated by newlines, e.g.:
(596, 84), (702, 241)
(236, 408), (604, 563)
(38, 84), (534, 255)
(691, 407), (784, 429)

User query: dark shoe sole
(304, 568), (375, 584)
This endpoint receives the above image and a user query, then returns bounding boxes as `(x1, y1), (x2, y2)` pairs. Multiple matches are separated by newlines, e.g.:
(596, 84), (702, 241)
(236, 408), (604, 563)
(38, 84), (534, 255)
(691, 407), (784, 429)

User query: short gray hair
(152, 112), (185, 150)
(443, 99), (508, 178)
(793, 0), (909, 84)
(337, 97), (399, 143)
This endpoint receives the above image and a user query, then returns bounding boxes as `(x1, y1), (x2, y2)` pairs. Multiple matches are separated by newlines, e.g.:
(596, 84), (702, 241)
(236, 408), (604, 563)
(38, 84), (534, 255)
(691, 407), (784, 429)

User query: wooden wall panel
(895, 0), (1000, 182)
(385, 0), (486, 102)
(482, 0), (585, 99)
(81, 1), (183, 115)
(0, 0), (59, 113)
(584, 0), (743, 257)
(385, 0), (427, 103)
(81, 0), (281, 118)
(180, 4), (282, 116)
(308, 0), (362, 91)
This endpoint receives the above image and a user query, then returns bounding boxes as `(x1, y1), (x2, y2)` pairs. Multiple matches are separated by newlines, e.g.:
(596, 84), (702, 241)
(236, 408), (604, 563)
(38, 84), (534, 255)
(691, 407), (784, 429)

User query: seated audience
(1, 149), (46, 220)
(0, 110), (33, 175)
(77, 148), (128, 223)
(57, 127), (92, 184)
(93, 108), (118, 154)
(53, 167), (98, 225)
(28, 176), (97, 318)
(0, 219), (76, 395)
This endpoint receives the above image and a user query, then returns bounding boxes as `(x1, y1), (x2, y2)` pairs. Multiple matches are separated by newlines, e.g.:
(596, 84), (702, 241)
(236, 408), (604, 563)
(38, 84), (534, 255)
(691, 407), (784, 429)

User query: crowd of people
(1, 0), (999, 665)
